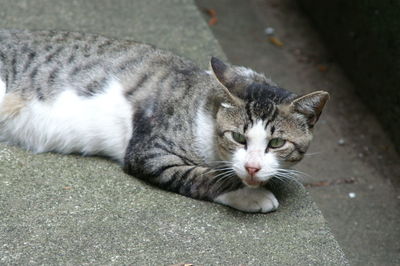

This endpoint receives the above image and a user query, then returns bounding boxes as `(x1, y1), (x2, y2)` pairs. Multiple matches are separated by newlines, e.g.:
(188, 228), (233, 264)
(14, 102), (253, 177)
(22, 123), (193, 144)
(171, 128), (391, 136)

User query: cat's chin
(242, 177), (268, 188)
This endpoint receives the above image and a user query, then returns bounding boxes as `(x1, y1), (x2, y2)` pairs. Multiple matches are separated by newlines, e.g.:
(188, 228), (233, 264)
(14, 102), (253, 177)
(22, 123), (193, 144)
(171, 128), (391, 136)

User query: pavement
(0, 0), (349, 265)
(195, 0), (400, 265)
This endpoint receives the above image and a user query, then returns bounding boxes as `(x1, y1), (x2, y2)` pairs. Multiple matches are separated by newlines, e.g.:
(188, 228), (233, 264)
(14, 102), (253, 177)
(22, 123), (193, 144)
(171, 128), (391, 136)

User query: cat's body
(0, 30), (328, 213)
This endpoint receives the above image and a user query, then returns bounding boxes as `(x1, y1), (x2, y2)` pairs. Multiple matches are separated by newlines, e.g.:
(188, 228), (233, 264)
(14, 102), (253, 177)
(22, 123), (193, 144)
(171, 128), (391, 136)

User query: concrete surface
(195, 0), (400, 265)
(0, 0), (347, 265)
(0, 145), (345, 265)
(0, 0), (224, 68)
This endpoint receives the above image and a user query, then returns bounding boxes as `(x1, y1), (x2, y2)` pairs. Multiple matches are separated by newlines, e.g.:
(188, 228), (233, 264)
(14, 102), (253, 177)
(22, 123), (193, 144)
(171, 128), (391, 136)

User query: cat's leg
(214, 187), (279, 213)
(125, 157), (277, 213)
(160, 165), (278, 213)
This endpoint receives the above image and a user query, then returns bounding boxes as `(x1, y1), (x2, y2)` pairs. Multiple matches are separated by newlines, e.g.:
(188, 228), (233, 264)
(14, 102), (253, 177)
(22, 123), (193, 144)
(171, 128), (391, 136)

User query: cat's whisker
(213, 170), (235, 180)
(274, 172), (297, 180)
(275, 170), (298, 178)
(198, 169), (225, 180)
(276, 168), (310, 178)
(213, 172), (236, 192)
(214, 167), (234, 172)
(273, 172), (303, 186)
(212, 175), (233, 190)
(273, 173), (291, 182)
(213, 168), (235, 178)
(215, 173), (235, 183)
(273, 176), (291, 185)
(196, 167), (235, 184)
(279, 173), (303, 184)
(210, 161), (233, 168)
(272, 176), (289, 184)
(304, 151), (322, 156)
(211, 160), (233, 164)
(205, 167), (234, 175)
(288, 169), (309, 176)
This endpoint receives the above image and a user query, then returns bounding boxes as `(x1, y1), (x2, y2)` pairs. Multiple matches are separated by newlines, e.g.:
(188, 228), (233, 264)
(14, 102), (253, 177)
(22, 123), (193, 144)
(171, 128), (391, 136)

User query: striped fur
(0, 30), (329, 213)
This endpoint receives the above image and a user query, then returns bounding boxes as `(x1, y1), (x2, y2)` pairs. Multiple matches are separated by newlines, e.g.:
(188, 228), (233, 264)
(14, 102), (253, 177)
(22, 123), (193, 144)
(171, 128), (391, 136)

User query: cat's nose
(245, 165), (261, 176)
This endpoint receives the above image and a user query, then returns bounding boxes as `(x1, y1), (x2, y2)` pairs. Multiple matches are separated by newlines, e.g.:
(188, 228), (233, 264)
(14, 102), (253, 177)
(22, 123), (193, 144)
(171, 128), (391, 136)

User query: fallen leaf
(317, 64), (329, 72)
(204, 8), (217, 17)
(268, 36), (284, 47)
(63, 186), (72, 190)
(208, 17), (218, 26)
(203, 8), (218, 26)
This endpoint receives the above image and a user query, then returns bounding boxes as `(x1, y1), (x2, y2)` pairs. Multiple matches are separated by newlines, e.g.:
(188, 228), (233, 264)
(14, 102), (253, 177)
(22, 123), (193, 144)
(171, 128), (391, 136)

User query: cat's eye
(268, 138), (286, 149)
(231, 132), (246, 145)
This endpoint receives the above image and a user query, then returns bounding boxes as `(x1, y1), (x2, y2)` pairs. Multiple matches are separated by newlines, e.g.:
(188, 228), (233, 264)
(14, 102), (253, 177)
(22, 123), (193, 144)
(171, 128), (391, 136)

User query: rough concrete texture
(0, 0), (348, 265)
(0, 0), (225, 68)
(0, 145), (345, 265)
(195, 0), (400, 265)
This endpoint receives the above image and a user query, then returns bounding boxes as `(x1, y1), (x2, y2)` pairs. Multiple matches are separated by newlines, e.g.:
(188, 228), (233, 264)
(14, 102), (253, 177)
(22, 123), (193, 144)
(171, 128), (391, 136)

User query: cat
(0, 29), (329, 213)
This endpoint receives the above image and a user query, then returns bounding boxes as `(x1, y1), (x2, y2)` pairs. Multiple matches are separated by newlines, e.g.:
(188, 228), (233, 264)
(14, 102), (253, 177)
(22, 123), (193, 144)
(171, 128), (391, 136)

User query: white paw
(214, 187), (279, 213)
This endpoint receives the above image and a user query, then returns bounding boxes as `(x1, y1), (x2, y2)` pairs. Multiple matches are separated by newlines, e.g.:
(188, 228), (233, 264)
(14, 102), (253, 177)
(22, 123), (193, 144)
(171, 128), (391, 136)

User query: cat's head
(210, 57), (329, 187)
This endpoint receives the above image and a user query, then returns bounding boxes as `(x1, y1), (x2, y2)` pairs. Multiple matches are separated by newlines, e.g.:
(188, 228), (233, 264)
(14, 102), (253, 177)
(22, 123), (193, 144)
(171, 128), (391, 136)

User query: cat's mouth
(243, 176), (267, 187)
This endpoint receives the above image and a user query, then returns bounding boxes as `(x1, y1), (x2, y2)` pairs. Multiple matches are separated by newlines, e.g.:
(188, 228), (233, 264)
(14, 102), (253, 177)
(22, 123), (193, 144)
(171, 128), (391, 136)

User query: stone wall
(298, 0), (400, 152)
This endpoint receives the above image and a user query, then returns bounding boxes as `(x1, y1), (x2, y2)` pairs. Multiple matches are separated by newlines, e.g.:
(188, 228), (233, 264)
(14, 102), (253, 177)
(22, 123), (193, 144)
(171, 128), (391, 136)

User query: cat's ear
(209, 57), (244, 105)
(210, 57), (253, 97)
(290, 91), (329, 127)
(210, 57), (234, 87)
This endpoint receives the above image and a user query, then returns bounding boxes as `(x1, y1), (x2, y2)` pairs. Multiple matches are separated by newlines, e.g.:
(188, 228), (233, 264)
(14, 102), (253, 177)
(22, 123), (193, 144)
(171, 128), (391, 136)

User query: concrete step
(194, 0), (400, 265)
(0, 0), (348, 264)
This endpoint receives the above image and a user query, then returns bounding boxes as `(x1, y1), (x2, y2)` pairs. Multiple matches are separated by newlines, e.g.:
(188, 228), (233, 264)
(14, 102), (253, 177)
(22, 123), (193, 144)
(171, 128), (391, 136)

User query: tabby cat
(0, 30), (328, 213)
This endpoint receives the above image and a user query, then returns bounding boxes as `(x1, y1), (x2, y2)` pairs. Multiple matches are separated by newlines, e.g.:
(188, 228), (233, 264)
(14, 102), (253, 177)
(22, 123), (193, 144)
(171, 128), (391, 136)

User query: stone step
(0, 0), (348, 264)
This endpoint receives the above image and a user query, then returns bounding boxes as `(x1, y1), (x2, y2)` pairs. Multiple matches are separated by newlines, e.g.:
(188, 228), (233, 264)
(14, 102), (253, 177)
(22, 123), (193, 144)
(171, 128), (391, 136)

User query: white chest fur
(194, 105), (216, 163)
(0, 79), (5, 105)
(0, 79), (133, 162)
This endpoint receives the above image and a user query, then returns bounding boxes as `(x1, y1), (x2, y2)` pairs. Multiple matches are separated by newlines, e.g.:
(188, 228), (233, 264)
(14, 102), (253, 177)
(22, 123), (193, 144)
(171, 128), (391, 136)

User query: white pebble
(348, 192), (356, 198)
(337, 138), (345, 145)
(264, 27), (275, 35)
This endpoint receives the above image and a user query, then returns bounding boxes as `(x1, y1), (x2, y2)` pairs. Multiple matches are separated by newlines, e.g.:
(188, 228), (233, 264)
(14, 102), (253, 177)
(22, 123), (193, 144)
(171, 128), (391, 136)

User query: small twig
(304, 177), (356, 188)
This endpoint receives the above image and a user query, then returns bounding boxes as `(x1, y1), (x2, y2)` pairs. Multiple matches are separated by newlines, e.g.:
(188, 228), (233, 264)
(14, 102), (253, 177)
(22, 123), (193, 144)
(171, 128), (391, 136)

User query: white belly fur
(0, 78), (133, 162)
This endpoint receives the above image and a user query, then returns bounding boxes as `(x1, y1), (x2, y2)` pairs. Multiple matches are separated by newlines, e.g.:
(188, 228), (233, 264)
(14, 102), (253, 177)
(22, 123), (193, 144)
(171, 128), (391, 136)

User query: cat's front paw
(214, 187), (279, 213)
